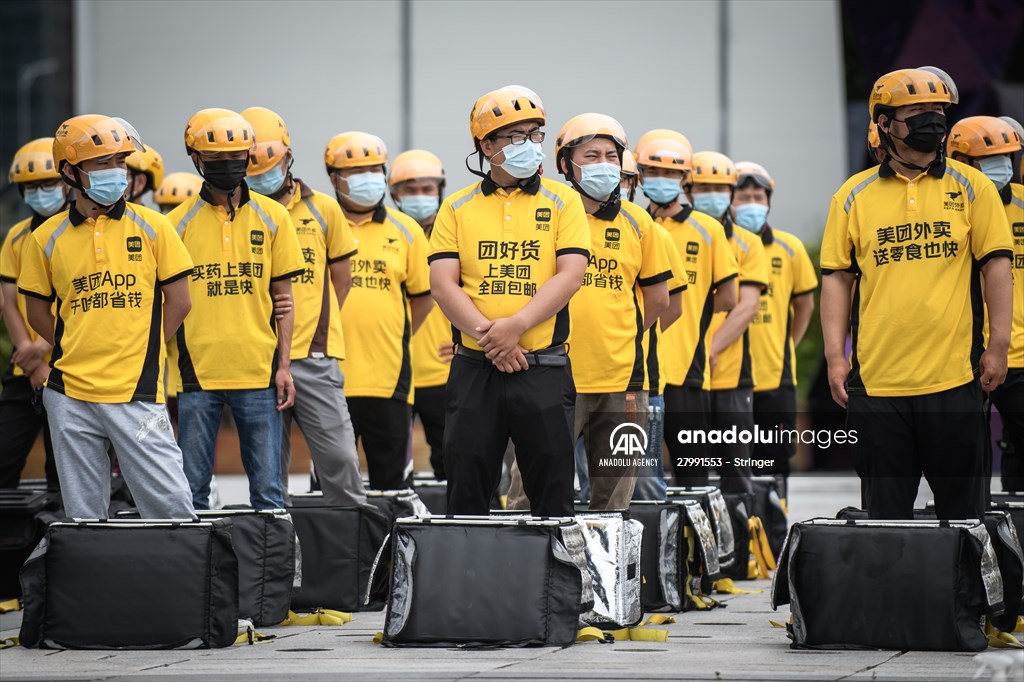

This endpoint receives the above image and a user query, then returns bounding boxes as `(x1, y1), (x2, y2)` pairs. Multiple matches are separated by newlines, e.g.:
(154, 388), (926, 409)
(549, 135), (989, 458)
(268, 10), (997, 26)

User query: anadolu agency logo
(609, 423), (648, 457)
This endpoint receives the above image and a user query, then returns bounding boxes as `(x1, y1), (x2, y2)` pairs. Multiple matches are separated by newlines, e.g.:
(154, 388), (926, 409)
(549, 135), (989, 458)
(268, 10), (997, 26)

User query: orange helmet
(555, 113), (627, 159)
(621, 149), (638, 178)
(735, 161), (774, 191)
(388, 149), (444, 187)
(635, 136), (693, 172)
(53, 115), (141, 169)
(184, 108), (255, 155)
(324, 131), (387, 170)
(869, 68), (952, 123)
(469, 86), (545, 144)
(9, 138), (59, 184)
(947, 116), (1022, 158)
(241, 107), (291, 175)
(634, 129), (693, 155)
(126, 145), (165, 192)
(867, 122), (881, 151)
(691, 151), (737, 186)
(155, 172), (203, 207)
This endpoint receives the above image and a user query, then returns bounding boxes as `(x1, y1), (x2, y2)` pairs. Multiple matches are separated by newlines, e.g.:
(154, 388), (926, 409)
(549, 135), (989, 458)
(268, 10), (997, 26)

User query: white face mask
(24, 184), (65, 216)
(497, 141), (545, 179)
(342, 172), (387, 207)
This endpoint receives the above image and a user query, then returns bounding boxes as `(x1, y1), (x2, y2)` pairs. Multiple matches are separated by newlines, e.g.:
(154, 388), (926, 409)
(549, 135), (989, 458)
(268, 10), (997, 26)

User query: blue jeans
(632, 394), (667, 500)
(178, 388), (284, 510)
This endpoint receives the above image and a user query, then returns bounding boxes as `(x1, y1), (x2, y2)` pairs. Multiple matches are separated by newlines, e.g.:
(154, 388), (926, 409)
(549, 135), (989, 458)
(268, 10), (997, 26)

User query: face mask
(399, 195), (440, 222)
(82, 168), (128, 206)
(693, 191), (732, 218)
(891, 111), (946, 153)
(342, 171), (387, 207)
(620, 183), (636, 203)
(642, 177), (681, 205)
(978, 155), (1013, 189)
(24, 185), (65, 216)
(497, 141), (544, 179)
(577, 162), (621, 200)
(201, 158), (249, 192)
(247, 162), (287, 195)
(733, 202), (769, 233)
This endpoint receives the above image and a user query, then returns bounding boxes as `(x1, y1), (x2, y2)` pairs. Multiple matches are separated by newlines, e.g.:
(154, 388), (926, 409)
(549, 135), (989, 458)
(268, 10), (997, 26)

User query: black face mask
(200, 158), (248, 192)
(891, 111), (947, 153)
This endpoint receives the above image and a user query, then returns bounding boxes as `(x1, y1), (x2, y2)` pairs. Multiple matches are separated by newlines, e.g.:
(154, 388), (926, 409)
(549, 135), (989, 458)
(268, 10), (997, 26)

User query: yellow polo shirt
(647, 223), (688, 397)
(168, 184), (304, 391)
(1, 215), (52, 378)
(569, 199), (671, 393)
(429, 175), (590, 353)
(655, 207), (738, 389)
(412, 223), (452, 390)
(339, 205), (430, 402)
(284, 180), (357, 361)
(18, 200), (193, 403)
(749, 226), (818, 391)
(1000, 183), (1023, 369)
(821, 157), (1012, 397)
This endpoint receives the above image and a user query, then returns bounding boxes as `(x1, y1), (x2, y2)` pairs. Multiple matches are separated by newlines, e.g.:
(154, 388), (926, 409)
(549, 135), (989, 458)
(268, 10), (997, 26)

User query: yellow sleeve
(428, 196), (459, 262)
(153, 214), (194, 284)
(659, 227), (687, 294)
(970, 179), (1014, 261)
(820, 192), (855, 272)
(0, 224), (23, 282)
(554, 190), (590, 256)
(322, 196), (357, 262)
(710, 220), (739, 287)
(270, 206), (305, 280)
(791, 237), (819, 296)
(739, 230), (769, 291)
(406, 220), (431, 297)
(17, 229), (54, 301)
(637, 213), (671, 287)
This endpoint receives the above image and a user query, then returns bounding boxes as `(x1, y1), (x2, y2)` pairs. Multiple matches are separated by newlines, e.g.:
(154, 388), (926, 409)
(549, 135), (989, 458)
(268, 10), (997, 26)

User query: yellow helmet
(947, 116), (1022, 158)
(735, 161), (774, 191)
(126, 145), (165, 192)
(691, 151), (737, 186)
(635, 136), (693, 172)
(555, 113), (627, 159)
(388, 149), (444, 187)
(469, 86), (545, 144)
(9, 138), (59, 184)
(869, 68), (952, 123)
(241, 106), (291, 175)
(184, 108), (255, 154)
(867, 122), (881, 151)
(634, 129), (693, 155)
(154, 172), (204, 207)
(324, 131), (388, 170)
(53, 115), (141, 169)
(621, 149), (638, 178)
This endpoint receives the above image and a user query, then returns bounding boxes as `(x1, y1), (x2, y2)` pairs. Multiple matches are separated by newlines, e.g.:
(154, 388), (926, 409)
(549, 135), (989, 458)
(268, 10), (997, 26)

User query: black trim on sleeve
(18, 287), (55, 303)
(555, 247), (589, 258)
(712, 272), (738, 289)
(977, 249), (1013, 268)
(158, 268), (193, 286)
(271, 268), (304, 282)
(821, 268), (837, 276)
(427, 251), (459, 264)
(328, 249), (358, 264)
(637, 270), (673, 287)
(792, 287), (817, 297)
(408, 289), (432, 299)
(740, 279), (769, 293)
(0, 276), (15, 284)
(669, 284), (687, 295)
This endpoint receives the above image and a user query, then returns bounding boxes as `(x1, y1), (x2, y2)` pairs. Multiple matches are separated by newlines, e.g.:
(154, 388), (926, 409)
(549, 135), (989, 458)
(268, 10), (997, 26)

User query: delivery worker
(126, 145), (164, 206)
(155, 173), (203, 215)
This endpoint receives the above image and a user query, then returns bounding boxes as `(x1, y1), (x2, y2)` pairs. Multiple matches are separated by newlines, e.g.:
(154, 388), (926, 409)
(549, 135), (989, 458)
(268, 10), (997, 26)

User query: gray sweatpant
(43, 388), (195, 519)
(280, 357), (367, 506)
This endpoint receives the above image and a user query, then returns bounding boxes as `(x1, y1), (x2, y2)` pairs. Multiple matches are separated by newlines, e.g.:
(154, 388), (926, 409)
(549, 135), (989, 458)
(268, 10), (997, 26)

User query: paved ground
(0, 475), (995, 681)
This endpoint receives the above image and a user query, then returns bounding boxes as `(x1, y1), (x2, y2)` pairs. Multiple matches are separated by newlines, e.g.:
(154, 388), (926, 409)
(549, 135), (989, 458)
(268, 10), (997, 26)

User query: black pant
(848, 379), (986, 520)
(347, 397), (412, 490)
(443, 354), (575, 516)
(413, 385), (446, 480)
(664, 384), (711, 484)
(666, 385), (753, 493)
(991, 368), (1024, 492)
(753, 385), (798, 477)
(0, 377), (57, 489)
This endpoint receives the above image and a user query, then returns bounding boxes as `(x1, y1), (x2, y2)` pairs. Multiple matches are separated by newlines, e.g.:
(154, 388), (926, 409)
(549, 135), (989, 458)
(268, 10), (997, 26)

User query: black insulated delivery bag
(772, 518), (1005, 651)
(19, 519), (238, 649)
(0, 489), (54, 598)
(373, 516), (587, 647)
(365, 489), (429, 523)
(666, 486), (736, 573)
(412, 479), (447, 515)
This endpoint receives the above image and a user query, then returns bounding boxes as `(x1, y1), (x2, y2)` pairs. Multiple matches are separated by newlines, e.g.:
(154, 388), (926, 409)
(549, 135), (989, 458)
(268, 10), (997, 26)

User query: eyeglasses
(491, 130), (545, 146)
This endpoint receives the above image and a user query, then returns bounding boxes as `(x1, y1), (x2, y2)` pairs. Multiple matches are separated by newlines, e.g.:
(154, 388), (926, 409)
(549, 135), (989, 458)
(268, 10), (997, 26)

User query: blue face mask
(498, 141), (545, 179)
(577, 162), (621, 200)
(247, 163), (286, 195)
(733, 202), (769, 233)
(642, 177), (682, 205)
(83, 167), (129, 206)
(693, 191), (732, 218)
(24, 184), (65, 217)
(343, 172), (387, 208)
(978, 155), (1013, 189)
(399, 195), (440, 222)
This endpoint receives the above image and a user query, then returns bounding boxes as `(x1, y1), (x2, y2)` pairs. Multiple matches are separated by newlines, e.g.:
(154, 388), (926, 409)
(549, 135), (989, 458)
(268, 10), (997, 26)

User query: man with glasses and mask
(821, 68), (1013, 519)
(324, 132), (432, 490)
(429, 86), (589, 516)
(168, 108), (304, 510)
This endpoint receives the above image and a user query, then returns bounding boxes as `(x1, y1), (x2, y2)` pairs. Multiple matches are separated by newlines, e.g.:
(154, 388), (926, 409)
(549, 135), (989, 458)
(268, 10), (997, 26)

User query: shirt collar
(285, 178), (314, 210)
(69, 197), (126, 226)
(878, 153), (947, 180)
(999, 182), (1012, 205)
(760, 223), (774, 245)
(481, 172), (541, 197)
(722, 214), (734, 240)
(655, 204), (693, 224)
(199, 181), (251, 210)
(30, 210), (52, 229)
(592, 198), (621, 222)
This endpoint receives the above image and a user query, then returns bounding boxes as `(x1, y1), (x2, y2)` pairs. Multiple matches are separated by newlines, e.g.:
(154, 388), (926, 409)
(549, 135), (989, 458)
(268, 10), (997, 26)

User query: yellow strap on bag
(748, 516), (777, 575)
(234, 625), (275, 645)
(577, 627), (614, 643)
(985, 621), (1024, 649)
(373, 631), (384, 644)
(713, 578), (763, 595)
(0, 598), (21, 613)
(780, 498), (788, 515)
(640, 614), (676, 626)
(279, 609), (353, 626)
(577, 626), (669, 642)
(0, 637), (19, 649)
(1014, 616), (1024, 634)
